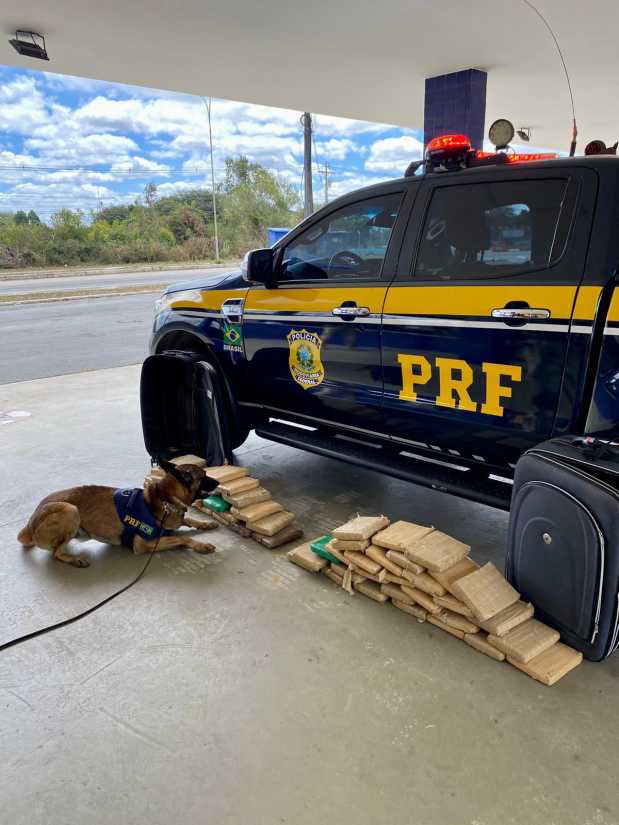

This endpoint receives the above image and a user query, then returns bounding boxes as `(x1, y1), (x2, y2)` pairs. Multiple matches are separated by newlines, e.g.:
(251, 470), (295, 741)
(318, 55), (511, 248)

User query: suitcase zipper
(610, 594), (619, 654)
(530, 449), (619, 496)
(524, 470), (606, 644)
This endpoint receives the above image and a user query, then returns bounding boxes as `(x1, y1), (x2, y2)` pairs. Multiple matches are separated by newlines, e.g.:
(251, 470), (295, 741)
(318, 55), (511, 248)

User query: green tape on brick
(202, 495), (231, 513)
(310, 534), (339, 564)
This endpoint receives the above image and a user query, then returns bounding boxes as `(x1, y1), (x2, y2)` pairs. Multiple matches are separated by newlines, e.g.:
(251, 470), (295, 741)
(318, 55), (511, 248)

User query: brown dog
(17, 461), (219, 567)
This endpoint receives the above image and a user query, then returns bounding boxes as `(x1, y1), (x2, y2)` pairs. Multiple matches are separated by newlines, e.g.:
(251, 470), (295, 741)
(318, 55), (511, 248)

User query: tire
(230, 424), (251, 452)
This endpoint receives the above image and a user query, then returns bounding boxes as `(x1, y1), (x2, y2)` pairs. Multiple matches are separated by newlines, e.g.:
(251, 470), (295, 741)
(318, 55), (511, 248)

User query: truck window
(414, 179), (571, 279)
(280, 193), (402, 281)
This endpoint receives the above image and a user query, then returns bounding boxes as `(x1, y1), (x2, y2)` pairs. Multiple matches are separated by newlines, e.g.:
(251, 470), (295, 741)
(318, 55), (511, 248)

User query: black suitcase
(141, 352), (230, 466)
(506, 436), (619, 661)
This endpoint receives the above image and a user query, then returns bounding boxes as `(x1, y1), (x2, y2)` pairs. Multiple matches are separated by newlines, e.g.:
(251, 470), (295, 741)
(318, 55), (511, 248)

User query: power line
(0, 165), (227, 177)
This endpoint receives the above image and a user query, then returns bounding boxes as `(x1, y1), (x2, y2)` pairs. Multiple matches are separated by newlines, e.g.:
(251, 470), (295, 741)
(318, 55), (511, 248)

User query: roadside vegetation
(0, 157), (301, 269)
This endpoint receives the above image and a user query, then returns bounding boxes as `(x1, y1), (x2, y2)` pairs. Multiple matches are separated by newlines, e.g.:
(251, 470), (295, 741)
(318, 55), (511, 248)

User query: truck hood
(164, 269), (244, 294)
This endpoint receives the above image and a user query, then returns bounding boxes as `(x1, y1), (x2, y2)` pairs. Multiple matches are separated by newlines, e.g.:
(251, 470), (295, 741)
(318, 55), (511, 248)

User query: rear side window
(414, 179), (571, 279)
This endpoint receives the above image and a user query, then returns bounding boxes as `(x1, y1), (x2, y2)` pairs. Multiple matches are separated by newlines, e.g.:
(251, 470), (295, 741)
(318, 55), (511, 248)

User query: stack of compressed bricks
(288, 516), (583, 686)
(196, 464), (304, 549)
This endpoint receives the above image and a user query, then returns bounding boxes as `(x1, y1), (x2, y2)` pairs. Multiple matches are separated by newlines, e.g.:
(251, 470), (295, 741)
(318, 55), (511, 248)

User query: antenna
(519, 0), (577, 156)
(203, 97), (220, 262)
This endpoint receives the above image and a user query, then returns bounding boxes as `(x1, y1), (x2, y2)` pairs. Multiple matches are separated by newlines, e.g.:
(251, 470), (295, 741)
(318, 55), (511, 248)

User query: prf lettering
(397, 354), (523, 418)
(123, 514), (154, 535)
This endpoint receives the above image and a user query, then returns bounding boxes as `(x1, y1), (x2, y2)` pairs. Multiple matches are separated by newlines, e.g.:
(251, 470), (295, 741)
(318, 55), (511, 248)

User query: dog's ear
(199, 475), (219, 496)
(158, 459), (193, 487)
(158, 459), (176, 475)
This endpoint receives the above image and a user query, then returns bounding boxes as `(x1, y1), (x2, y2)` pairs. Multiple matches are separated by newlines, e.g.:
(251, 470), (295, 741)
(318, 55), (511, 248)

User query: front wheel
(230, 425), (251, 451)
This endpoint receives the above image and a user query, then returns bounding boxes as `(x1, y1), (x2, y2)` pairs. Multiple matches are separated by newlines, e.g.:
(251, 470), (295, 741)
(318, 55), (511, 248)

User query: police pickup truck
(143, 134), (619, 511)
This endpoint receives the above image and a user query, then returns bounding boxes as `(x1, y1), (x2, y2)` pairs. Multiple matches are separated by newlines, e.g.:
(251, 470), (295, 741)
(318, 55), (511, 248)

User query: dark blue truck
(142, 144), (619, 511)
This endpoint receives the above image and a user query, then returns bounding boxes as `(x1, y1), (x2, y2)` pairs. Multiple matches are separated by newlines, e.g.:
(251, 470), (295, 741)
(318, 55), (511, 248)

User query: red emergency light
(426, 134), (472, 154)
(474, 150), (557, 163)
(425, 134), (473, 171)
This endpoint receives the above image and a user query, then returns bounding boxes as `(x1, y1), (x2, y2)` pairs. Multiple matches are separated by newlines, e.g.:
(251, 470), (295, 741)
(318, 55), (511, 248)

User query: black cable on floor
(1, 513), (167, 652)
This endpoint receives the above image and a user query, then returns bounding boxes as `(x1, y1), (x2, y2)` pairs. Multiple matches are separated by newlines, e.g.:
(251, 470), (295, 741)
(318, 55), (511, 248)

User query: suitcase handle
(571, 436), (619, 460)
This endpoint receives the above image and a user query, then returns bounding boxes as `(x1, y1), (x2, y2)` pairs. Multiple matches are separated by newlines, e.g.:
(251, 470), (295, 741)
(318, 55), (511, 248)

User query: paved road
(0, 293), (155, 384)
(0, 264), (232, 297)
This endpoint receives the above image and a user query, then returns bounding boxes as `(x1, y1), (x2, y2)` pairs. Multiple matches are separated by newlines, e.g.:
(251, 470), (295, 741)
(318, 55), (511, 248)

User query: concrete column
(424, 69), (487, 150)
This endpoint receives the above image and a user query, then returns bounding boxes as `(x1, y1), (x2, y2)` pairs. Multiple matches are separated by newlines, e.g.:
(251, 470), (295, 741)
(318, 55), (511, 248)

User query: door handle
(332, 305), (370, 319)
(491, 307), (550, 321)
(221, 297), (244, 323)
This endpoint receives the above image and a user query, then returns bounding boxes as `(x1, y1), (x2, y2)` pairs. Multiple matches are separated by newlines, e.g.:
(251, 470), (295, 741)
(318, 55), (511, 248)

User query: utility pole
(302, 112), (313, 217)
(204, 97), (220, 262)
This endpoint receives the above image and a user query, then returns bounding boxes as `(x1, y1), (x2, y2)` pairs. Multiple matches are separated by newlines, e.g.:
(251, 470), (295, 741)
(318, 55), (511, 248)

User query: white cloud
(41, 71), (196, 102)
(156, 180), (204, 196)
(110, 156), (170, 174)
(40, 170), (118, 183)
(24, 133), (140, 165)
(365, 135), (424, 174)
(0, 180), (121, 217)
(327, 172), (393, 200)
(0, 149), (39, 167)
(0, 76), (50, 135)
(314, 114), (408, 137)
(150, 148), (181, 159)
(73, 96), (206, 137)
(315, 138), (358, 161)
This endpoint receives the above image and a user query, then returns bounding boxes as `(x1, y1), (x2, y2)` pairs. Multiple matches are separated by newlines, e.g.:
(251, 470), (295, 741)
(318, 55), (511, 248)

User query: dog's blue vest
(113, 488), (173, 549)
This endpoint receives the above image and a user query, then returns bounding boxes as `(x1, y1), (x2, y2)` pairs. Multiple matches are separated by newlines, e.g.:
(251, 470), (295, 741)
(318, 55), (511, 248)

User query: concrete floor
(1, 365), (618, 825)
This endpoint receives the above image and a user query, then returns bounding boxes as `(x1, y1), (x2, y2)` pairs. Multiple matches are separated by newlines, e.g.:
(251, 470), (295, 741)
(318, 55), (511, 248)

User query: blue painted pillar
(424, 69), (487, 150)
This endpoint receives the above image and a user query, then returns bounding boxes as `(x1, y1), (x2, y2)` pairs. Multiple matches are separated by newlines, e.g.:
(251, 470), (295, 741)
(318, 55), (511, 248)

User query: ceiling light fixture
(9, 31), (49, 61)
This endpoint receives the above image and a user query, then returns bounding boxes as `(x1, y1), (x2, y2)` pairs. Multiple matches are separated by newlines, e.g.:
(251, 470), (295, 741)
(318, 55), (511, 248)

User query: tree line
(0, 157), (301, 269)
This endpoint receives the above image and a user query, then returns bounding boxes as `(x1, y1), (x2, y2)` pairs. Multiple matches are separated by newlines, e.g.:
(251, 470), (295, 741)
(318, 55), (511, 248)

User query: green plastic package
(310, 534), (338, 564)
(201, 495), (231, 513)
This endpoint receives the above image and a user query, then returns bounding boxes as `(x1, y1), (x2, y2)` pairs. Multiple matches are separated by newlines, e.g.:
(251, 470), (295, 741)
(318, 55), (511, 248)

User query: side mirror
(241, 248), (276, 285)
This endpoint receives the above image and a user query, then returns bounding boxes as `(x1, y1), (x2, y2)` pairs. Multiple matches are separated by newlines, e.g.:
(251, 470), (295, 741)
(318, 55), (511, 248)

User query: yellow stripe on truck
(168, 288), (248, 311)
(384, 285), (579, 319)
(168, 283), (608, 323)
(606, 290), (619, 323)
(573, 286), (602, 321)
(244, 286), (387, 314)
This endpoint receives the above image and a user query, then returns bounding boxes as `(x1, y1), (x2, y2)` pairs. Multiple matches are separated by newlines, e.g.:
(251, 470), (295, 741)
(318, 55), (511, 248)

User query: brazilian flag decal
(223, 322), (244, 353)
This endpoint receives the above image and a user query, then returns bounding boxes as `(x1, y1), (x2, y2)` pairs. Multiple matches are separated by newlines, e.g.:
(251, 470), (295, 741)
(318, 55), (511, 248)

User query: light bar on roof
(475, 150), (558, 163)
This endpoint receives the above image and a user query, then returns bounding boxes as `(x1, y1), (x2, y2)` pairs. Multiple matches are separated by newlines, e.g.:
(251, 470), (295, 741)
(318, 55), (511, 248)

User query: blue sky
(0, 64), (424, 222)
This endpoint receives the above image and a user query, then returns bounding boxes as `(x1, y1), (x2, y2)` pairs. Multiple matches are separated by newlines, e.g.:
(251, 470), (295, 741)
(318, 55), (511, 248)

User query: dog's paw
(72, 555), (90, 567)
(191, 542), (216, 554)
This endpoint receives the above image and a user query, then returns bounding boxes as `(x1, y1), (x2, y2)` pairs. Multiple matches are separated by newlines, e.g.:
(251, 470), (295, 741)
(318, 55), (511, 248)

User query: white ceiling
(1, 0), (618, 151)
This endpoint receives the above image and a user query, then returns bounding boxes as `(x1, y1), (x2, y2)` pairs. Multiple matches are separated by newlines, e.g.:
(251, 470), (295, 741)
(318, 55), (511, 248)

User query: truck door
(381, 168), (597, 469)
(241, 186), (409, 432)
(584, 284), (619, 437)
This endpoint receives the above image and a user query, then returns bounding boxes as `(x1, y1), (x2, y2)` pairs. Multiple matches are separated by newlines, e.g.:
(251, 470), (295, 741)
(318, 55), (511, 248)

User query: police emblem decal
(287, 329), (325, 390)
